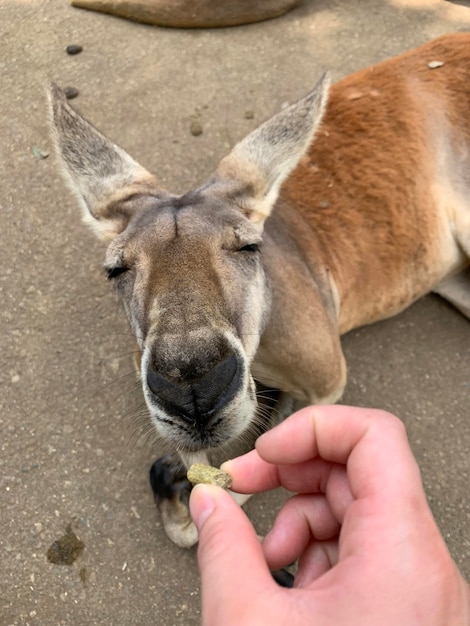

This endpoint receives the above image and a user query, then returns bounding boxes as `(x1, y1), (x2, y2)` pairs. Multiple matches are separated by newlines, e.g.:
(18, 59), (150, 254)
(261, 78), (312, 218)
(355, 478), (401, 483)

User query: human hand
(189, 405), (470, 625)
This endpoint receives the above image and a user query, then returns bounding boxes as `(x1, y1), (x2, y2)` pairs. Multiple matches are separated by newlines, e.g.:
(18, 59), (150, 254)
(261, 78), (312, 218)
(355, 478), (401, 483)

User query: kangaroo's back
(281, 33), (470, 332)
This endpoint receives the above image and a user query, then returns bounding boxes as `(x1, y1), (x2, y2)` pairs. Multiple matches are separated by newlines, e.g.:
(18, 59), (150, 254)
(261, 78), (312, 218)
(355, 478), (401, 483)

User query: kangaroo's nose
(146, 353), (241, 425)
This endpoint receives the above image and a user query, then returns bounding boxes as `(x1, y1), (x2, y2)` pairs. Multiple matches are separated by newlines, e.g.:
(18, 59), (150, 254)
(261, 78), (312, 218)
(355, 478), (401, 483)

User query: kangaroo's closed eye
(106, 265), (129, 280)
(238, 243), (260, 253)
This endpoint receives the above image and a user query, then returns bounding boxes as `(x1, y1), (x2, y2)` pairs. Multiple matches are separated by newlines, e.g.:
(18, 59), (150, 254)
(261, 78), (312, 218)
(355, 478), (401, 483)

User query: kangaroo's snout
(146, 350), (242, 426)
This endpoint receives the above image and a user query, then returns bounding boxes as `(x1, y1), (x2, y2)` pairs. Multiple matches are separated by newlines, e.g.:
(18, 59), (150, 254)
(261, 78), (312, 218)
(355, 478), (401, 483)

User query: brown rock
(70, 0), (302, 28)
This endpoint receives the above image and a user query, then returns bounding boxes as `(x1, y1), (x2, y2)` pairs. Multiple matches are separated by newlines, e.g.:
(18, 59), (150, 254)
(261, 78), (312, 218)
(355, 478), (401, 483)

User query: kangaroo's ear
(210, 73), (330, 229)
(48, 84), (168, 241)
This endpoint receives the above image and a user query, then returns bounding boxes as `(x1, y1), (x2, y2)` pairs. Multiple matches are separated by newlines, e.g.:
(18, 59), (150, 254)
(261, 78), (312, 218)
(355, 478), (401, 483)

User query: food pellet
(187, 464), (232, 489)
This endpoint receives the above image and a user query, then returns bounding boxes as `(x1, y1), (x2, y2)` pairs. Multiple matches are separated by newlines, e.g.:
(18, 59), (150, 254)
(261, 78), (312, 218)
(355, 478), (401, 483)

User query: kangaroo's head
(49, 76), (329, 452)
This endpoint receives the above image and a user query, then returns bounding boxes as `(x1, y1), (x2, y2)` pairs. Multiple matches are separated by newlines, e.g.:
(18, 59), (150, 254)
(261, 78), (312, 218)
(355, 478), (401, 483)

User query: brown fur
(283, 33), (470, 332)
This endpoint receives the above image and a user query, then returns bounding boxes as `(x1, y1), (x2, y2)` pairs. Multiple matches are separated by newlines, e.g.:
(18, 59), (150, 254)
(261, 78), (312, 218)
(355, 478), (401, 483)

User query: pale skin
(189, 405), (470, 625)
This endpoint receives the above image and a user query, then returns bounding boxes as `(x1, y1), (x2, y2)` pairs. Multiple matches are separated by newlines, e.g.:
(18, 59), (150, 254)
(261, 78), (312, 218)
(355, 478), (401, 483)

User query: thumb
(190, 484), (274, 623)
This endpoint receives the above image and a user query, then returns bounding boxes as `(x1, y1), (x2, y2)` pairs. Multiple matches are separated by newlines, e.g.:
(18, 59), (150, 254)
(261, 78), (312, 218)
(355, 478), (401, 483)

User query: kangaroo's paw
(149, 454), (297, 585)
(149, 454), (198, 548)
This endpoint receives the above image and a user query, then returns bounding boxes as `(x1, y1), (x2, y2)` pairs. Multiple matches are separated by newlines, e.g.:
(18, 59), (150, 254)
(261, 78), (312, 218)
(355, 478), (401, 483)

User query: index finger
(225, 405), (422, 502)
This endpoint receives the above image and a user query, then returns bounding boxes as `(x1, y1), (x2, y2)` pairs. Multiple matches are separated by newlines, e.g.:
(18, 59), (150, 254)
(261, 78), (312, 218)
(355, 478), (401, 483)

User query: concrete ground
(1, 0), (470, 623)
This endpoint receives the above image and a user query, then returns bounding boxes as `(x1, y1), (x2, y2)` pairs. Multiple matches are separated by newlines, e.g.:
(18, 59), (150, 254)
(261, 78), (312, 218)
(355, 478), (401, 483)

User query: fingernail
(190, 484), (216, 532)
(256, 431), (268, 445)
(219, 460), (232, 473)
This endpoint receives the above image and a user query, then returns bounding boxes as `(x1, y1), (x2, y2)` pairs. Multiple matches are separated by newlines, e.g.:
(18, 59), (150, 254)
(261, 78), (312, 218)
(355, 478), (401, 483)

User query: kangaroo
(49, 33), (470, 550)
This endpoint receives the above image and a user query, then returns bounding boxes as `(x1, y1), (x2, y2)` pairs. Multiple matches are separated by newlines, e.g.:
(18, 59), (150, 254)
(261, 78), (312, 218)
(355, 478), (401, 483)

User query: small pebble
(64, 87), (79, 100)
(244, 109), (254, 119)
(66, 44), (83, 55)
(79, 567), (87, 585)
(31, 148), (49, 160)
(190, 119), (203, 136)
